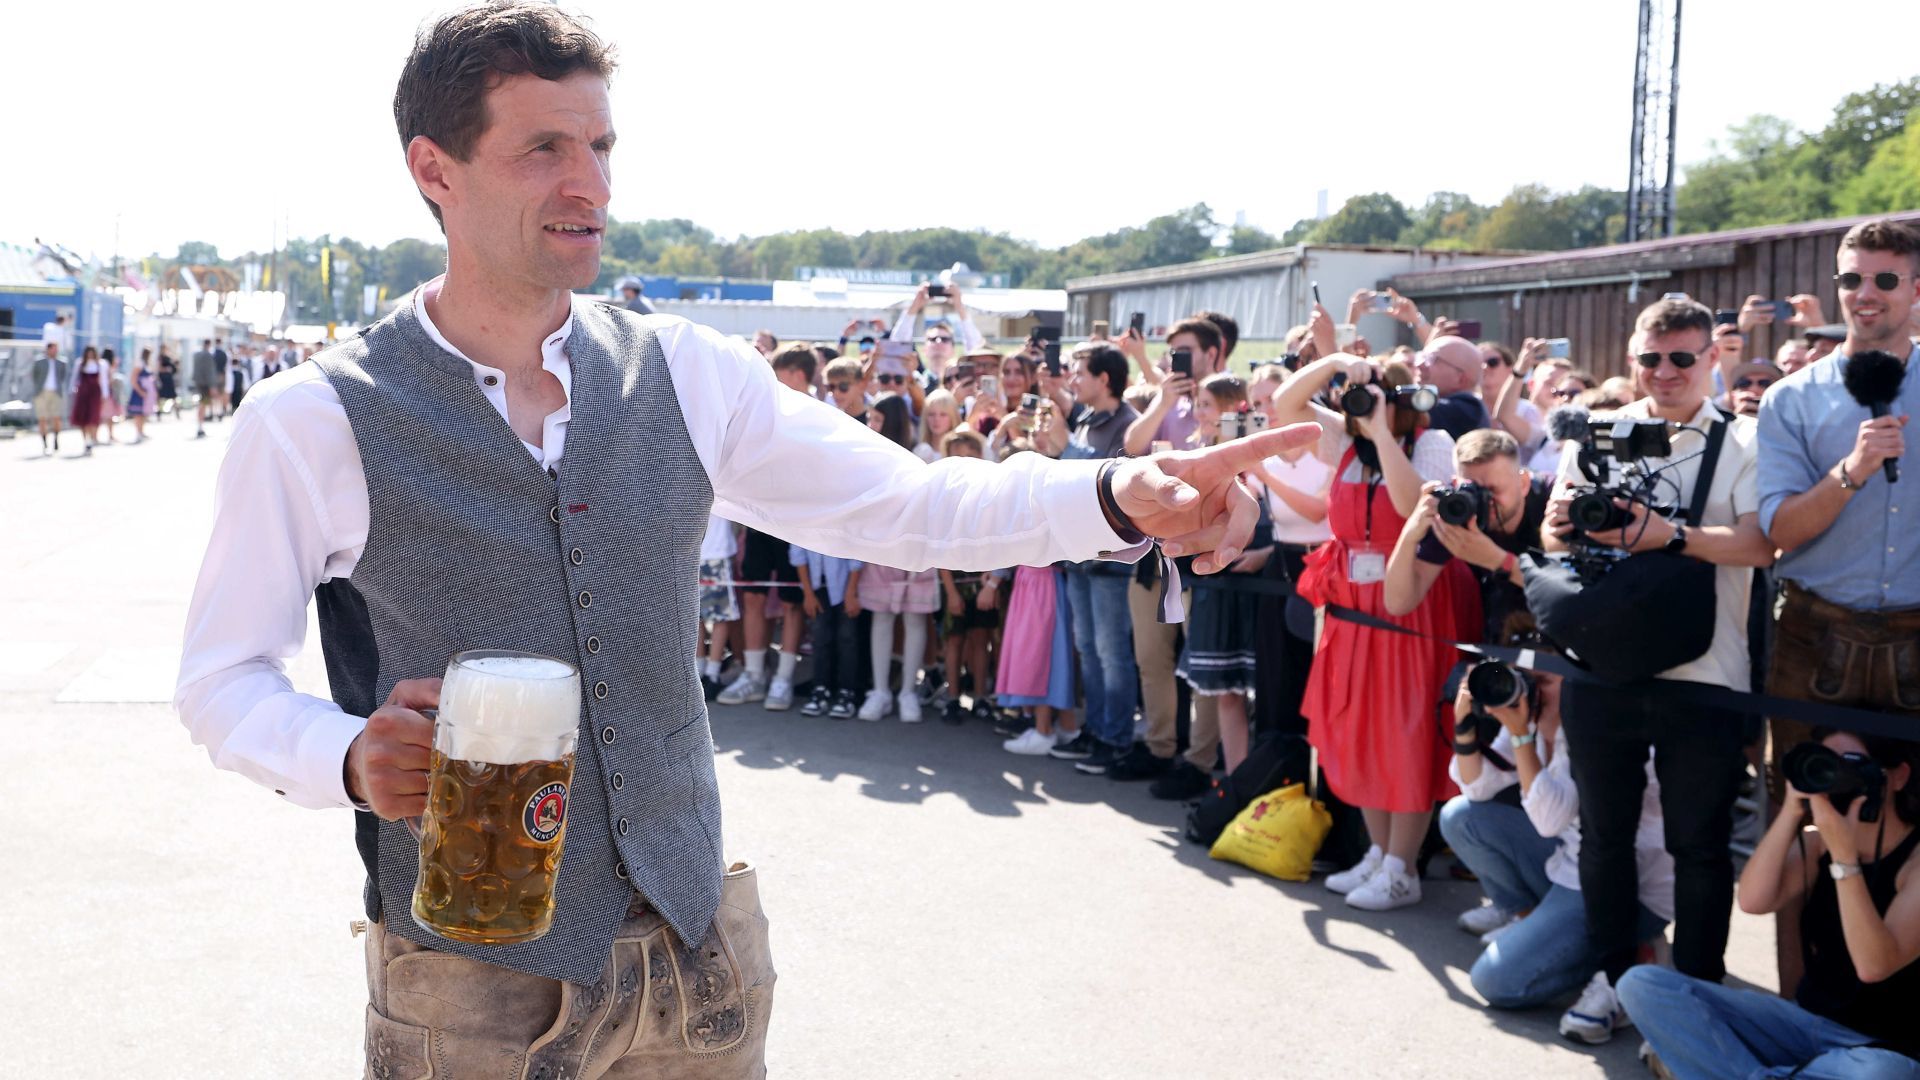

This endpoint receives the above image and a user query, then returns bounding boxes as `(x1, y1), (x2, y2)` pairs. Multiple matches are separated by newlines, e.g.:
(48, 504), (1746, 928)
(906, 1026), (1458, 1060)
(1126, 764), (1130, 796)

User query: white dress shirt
(177, 279), (1130, 811)
(888, 307), (984, 354)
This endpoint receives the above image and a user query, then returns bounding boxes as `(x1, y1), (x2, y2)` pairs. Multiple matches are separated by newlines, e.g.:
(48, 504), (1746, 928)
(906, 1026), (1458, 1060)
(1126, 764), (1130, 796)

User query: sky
(6, 0), (1916, 266)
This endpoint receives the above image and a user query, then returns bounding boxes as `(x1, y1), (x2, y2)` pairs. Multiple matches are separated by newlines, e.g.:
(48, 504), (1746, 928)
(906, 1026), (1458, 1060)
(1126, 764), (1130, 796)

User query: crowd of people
(695, 221), (1920, 1078)
(26, 319), (314, 456)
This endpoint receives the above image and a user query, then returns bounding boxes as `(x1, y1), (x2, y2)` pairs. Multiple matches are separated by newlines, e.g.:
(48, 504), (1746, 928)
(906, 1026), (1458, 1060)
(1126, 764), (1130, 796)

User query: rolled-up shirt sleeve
(663, 319), (1136, 570)
(1756, 387), (1816, 537)
(174, 374), (369, 810)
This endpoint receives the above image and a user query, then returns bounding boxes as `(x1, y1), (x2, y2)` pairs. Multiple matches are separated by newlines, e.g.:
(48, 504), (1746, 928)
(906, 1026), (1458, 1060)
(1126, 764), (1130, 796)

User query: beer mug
(411, 650), (582, 945)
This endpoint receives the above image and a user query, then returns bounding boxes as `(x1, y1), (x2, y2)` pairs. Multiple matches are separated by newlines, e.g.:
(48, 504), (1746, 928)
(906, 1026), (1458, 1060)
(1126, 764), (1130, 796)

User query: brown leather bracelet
(1097, 460), (1148, 544)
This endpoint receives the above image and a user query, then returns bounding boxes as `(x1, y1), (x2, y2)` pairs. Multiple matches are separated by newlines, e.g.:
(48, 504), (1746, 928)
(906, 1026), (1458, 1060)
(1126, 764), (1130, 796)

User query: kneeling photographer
(1440, 658), (1675, 1043)
(1623, 730), (1920, 1077)
(1538, 298), (1775, 1007)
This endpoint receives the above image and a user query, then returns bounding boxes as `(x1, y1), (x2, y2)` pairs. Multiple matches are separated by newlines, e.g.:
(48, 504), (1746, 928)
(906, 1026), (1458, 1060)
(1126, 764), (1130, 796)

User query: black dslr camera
(1453, 660), (1535, 756)
(1434, 482), (1492, 529)
(1782, 742), (1888, 823)
(1336, 374), (1439, 418)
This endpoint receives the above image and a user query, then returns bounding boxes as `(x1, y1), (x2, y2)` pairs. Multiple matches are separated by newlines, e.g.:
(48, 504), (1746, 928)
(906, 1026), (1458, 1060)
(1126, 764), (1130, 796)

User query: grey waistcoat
(311, 298), (720, 984)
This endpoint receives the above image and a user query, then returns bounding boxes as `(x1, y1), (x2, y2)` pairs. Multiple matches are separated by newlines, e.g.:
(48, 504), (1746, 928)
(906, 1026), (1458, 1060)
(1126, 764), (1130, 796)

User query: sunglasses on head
(876, 373), (906, 386)
(1635, 351), (1698, 369)
(1835, 271), (1911, 291)
(926, 335), (954, 345)
(1732, 376), (1775, 392)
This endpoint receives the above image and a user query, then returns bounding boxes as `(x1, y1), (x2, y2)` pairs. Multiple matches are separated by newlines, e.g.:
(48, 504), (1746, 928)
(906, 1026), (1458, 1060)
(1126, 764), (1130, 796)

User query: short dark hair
(1193, 310), (1239, 359)
(755, 329), (778, 348)
(393, 2), (617, 228)
(1840, 218), (1920, 273)
(769, 341), (817, 382)
(1634, 297), (1714, 343)
(1166, 317), (1222, 357)
(1076, 344), (1129, 401)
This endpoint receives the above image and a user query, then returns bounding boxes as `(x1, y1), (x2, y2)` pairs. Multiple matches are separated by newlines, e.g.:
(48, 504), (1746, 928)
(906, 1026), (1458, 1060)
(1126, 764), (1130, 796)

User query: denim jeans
(1067, 567), (1138, 750)
(1472, 884), (1665, 1010)
(1437, 795), (1559, 916)
(1618, 964), (1920, 1080)
(1562, 677), (1747, 983)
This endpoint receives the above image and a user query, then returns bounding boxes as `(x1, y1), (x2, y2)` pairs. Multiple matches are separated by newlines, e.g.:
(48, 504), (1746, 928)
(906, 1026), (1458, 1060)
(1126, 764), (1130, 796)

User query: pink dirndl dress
(857, 564), (940, 614)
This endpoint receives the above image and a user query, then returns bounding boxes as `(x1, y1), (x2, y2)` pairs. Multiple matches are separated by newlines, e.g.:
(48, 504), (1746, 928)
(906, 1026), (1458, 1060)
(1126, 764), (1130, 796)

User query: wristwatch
(1830, 861), (1863, 881)
(1663, 523), (1689, 554)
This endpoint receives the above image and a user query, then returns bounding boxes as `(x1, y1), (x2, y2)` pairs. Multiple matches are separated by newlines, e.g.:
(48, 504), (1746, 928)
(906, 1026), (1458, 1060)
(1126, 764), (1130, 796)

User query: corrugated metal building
(1387, 211), (1920, 379)
(1064, 244), (1511, 344)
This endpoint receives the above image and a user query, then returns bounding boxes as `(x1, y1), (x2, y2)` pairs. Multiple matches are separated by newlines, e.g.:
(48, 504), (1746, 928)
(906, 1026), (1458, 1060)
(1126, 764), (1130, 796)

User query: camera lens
(1465, 660), (1529, 710)
(1782, 742), (1841, 794)
(1570, 491), (1630, 533)
(1340, 384), (1376, 417)
(1435, 486), (1482, 528)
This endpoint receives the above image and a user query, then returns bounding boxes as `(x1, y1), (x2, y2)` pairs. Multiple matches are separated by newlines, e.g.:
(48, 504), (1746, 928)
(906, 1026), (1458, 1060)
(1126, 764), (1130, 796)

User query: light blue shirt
(788, 545), (863, 606)
(1757, 344), (1920, 610)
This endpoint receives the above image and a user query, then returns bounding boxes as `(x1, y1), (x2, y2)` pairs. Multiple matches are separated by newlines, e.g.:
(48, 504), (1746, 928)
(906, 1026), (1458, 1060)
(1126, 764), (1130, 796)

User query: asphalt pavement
(0, 412), (1778, 1078)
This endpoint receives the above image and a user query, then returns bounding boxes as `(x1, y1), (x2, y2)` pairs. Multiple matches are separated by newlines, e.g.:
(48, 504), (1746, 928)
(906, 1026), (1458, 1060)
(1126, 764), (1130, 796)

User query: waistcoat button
(549, 506), (561, 524)
(586, 636), (600, 654)
(571, 548), (584, 565)
(617, 817), (630, 836)
(595, 681), (609, 700)
(611, 772), (624, 791)
(601, 726), (616, 744)
(578, 590), (592, 609)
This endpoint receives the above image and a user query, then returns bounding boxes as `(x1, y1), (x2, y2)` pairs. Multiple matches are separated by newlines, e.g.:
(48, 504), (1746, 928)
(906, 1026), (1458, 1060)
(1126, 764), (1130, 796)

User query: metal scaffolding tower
(1626, 0), (1682, 241)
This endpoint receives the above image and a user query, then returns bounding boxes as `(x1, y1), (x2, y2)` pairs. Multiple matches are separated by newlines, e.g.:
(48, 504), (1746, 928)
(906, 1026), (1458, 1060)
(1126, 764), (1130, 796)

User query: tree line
(157, 79), (1918, 304)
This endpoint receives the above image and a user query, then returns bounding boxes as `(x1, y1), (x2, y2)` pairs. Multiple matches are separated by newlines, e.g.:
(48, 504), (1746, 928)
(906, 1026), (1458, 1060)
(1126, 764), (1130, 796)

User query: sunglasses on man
(1551, 386), (1583, 400)
(925, 335), (954, 345)
(1636, 351), (1698, 369)
(1732, 376), (1775, 392)
(875, 373), (907, 387)
(831, 381), (854, 394)
(1834, 271), (1913, 291)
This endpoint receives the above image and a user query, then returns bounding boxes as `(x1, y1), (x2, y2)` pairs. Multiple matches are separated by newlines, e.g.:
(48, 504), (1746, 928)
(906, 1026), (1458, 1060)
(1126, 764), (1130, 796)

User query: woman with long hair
(1274, 355), (1479, 911)
(68, 345), (108, 455)
(918, 389), (959, 462)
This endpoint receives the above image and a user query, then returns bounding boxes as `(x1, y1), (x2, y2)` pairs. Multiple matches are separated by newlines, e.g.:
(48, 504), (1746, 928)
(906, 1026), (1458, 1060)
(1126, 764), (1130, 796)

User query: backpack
(1185, 733), (1314, 847)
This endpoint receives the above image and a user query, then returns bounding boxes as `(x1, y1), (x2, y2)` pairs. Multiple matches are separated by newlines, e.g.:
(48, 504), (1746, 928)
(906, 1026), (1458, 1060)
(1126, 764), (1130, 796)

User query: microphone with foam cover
(1545, 403), (1592, 444)
(1842, 349), (1907, 483)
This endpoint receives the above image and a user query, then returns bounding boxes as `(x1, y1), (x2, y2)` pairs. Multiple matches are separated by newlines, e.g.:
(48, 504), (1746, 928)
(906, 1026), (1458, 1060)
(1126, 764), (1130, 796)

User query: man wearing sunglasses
(1725, 360), (1780, 419)
(890, 281), (985, 384)
(1413, 336), (1492, 441)
(1755, 218), (1920, 991)
(1541, 297), (1774, 1027)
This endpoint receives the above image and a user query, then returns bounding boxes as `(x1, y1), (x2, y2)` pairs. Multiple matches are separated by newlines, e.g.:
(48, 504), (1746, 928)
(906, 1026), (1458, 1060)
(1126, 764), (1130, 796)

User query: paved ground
(0, 412), (1779, 1078)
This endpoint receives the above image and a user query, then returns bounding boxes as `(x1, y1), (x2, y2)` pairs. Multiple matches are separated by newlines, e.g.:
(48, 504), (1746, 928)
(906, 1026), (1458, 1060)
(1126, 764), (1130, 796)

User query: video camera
(1782, 742), (1888, 823)
(1547, 410), (1679, 578)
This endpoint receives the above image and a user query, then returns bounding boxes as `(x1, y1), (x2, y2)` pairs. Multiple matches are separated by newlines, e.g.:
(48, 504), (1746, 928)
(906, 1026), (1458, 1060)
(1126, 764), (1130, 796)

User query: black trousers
(811, 602), (868, 694)
(1252, 544), (1314, 741)
(1562, 677), (1748, 983)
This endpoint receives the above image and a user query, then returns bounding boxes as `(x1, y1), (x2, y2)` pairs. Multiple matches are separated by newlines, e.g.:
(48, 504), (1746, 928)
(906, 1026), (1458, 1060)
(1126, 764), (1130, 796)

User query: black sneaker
(1047, 731), (1096, 761)
(992, 713), (1031, 737)
(829, 688), (858, 720)
(971, 699), (994, 725)
(1073, 742), (1127, 775)
(1149, 760), (1211, 801)
(941, 700), (966, 726)
(1106, 744), (1174, 781)
(800, 686), (831, 717)
(701, 675), (723, 701)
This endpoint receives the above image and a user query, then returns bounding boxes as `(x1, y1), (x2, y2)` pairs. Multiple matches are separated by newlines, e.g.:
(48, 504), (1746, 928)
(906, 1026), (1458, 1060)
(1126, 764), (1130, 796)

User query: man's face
(1069, 359), (1105, 406)
(1631, 328), (1714, 413)
(1416, 337), (1480, 395)
(1775, 340), (1809, 374)
(1248, 375), (1282, 425)
(622, 286), (640, 301)
(773, 366), (811, 394)
(1165, 332), (1219, 378)
(1836, 246), (1919, 351)
(425, 71), (613, 292)
(44, 343), (57, 358)
(1729, 369), (1777, 418)
(923, 326), (956, 368)
(829, 374), (865, 412)
(1459, 455), (1529, 517)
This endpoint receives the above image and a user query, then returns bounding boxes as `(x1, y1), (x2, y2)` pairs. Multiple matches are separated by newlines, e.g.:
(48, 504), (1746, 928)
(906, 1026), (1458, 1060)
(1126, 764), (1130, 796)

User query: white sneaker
(1559, 972), (1631, 1045)
(856, 688), (893, 721)
(1002, 728), (1059, 755)
(1325, 848), (1385, 894)
(896, 690), (923, 723)
(716, 673), (767, 706)
(1345, 868), (1422, 911)
(763, 678), (795, 711)
(1457, 904), (1517, 937)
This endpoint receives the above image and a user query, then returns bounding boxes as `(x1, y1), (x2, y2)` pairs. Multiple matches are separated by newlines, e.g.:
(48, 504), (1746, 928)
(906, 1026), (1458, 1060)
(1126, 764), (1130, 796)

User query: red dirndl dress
(1297, 443), (1481, 813)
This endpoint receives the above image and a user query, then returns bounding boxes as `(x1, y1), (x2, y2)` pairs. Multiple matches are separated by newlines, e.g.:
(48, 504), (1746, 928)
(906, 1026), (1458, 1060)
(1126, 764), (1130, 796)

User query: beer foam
(437, 653), (581, 765)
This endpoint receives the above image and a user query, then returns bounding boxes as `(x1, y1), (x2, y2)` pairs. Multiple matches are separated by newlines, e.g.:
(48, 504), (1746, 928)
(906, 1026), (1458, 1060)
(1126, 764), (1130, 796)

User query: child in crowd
(936, 428), (1000, 725)
(791, 543), (865, 720)
(769, 341), (817, 395)
(856, 395), (941, 722)
(1175, 374), (1268, 773)
(696, 515), (740, 701)
(996, 557), (1082, 755)
(917, 389), (958, 462)
(823, 355), (868, 421)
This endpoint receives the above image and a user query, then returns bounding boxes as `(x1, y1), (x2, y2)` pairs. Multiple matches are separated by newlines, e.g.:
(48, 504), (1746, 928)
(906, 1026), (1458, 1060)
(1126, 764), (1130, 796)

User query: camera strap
(1679, 408), (1728, 526)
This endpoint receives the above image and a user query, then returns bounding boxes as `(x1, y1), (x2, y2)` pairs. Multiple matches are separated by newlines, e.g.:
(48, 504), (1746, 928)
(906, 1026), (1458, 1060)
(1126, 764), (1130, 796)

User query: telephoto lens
(1570, 490), (1633, 534)
(1781, 742), (1888, 822)
(1434, 483), (1489, 529)
(1465, 659), (1531, 710)
(1340, 383), (1377, 417)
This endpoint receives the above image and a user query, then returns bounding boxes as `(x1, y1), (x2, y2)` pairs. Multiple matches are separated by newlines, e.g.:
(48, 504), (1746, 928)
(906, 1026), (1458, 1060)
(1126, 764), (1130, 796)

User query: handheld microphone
(1842, 349), (1907, 483)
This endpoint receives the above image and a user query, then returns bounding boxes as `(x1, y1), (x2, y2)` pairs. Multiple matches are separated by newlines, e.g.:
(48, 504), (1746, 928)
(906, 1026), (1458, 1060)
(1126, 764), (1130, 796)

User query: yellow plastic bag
(1208, 783), (1332, 882)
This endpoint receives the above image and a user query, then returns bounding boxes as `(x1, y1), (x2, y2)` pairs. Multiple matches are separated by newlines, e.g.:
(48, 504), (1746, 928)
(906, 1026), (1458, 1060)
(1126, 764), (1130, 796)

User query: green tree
(177, 240), (221, 265)
(1309, 193), (1411, 245)
(1225, 224), (1280, 255)
(1835, 108), (1920, 215)
(1397, 192), (1487, 247)
(1811, 77), (1920, 184)
(1474, 185), (1570, 250)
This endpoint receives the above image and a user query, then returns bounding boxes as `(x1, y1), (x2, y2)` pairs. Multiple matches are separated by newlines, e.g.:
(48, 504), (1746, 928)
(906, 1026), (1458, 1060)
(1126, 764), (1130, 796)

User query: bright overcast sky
(6, 0), (1914, 265)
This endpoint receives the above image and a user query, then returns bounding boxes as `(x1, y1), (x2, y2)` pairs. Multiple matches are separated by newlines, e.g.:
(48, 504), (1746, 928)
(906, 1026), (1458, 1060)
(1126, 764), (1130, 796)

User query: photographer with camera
(1273, 354), (1477, 911)
(1540, 297), (1774, 1014)
(890, 282), (985, 382)
(1622, 730), (1920, 1077)
(1383, 429), (1552, 641)
(1441, 660), (1675, 1042)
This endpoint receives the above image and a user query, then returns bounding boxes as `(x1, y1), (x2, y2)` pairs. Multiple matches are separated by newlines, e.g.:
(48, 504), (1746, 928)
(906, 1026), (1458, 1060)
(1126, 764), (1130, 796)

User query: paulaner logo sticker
(524, 782), (567, 843)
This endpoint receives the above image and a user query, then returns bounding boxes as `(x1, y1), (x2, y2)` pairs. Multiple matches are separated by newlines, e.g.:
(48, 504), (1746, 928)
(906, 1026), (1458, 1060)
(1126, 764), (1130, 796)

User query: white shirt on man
(176, 278), (1129, 811)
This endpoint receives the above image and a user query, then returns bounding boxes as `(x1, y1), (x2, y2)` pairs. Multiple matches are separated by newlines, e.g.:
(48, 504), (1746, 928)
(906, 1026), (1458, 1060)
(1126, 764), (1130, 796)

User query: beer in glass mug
(411, 650), (582, 945)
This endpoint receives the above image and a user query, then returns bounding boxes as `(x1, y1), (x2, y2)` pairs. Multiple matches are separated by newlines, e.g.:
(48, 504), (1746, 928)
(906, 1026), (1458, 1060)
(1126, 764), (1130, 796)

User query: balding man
(1414, 335), (1492, 440)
